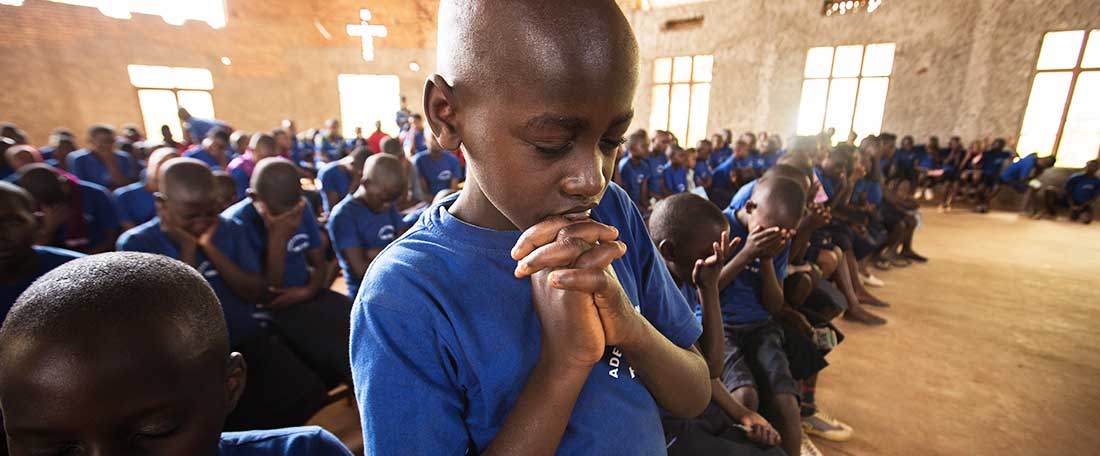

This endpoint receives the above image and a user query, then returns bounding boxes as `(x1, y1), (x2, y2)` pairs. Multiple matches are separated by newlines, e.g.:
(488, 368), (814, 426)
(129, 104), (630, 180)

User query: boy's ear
(656, 238), (676, 262)
(245, 188), (257, 200)
(224, 352), (247, 415)
(744, 200), (757, 215)
(424, 75), (462, 152)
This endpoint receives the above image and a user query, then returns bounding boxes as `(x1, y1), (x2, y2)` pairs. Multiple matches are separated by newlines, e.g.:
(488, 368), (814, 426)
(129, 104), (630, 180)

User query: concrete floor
(312, 210), (1100, 455)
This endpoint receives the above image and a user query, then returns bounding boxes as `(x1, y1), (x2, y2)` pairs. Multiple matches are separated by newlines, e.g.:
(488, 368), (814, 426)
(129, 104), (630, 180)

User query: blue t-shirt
(185, 117), (226, 142)
(1, 246), (84, 326)
(719, 208), (789, 325)
(711, 156), (736, 193)
(404, 130), (428, 155)
(412, 151), (462, 196)
(728, 179), (757, 211)
(709, 146), (732, 169)
(113, 182), (156, 227)
(351, 184), (702, 455)
(218, 426), (352, 456)
(117, 217), (261, 346)
(851, 179), (883, 206)
(1066, 172), (1100, 204)
(617, 157), (651, 207)
(730, 155), (755, 171)
(814, 168), (838, 201)
(647, 153), (669, 194)
(663, 165), (689, 194)
(52, 181), (121, 251)
(318, 162), (353, 213)
(223, 198), (322, 288)
(327, 196), (401, 299)
(752, 151), (784, 174)
(184, 148), (234, 171)
(1001, 153), (1039, 183)
(693, 160), (712, 187)
(678, 281), (703, 322)
(66, 150), (137, 188)
(980, 150), (1014, 176)
(315, 136), (346, 163)
(893, 147), (923, 171)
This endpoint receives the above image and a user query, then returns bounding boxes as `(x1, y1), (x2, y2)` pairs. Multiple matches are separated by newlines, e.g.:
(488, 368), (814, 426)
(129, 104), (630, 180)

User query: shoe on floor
(861, 274), (885, 288)
(803, 411), (854, 442)
(801, 430), (825, 456)
(923, 188), (934, 201)
(912, 190), (922, 200)
(901, 251), (928, 263)
(888, 255), (911, 268)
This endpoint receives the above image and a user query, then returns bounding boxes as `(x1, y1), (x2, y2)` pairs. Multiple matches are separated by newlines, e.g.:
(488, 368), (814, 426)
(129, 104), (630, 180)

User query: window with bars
(127, 65), (216, 142)
(795, 43), (895, 145)
(1017, 30), (1100, 168)
(649, 55), (713, 146)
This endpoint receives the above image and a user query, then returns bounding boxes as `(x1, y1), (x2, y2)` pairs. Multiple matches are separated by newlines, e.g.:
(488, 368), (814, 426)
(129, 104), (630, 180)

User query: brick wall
(0, 0), (440, 144)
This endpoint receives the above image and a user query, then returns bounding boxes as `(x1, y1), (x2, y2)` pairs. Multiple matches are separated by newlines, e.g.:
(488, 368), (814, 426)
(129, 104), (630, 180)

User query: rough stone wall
(0, 0), (440, 144)
(621, 0), (1100, 144)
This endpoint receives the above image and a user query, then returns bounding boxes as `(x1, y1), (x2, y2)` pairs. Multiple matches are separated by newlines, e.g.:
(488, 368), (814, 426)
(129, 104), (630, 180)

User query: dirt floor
(312, 210), (1100, 455)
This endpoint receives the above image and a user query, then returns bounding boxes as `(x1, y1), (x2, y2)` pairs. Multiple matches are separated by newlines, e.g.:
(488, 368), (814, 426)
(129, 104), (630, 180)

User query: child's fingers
(547, 268), (609, 294)
(571, 241), (627, 270)
(511, 216), (577, 260)
(514, 237), (594, 278)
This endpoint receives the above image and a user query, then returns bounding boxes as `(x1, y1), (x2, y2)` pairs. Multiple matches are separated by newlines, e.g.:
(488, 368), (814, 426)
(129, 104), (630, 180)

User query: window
(49, 0), (225, 28)
(649, 55), (712, 146)
(640, 0), (711, 9)
(337, 74), (401, 139)
(127, 65), (215, 141)
(1017, 30), (1100, 168)
(796, 43), (895, 145)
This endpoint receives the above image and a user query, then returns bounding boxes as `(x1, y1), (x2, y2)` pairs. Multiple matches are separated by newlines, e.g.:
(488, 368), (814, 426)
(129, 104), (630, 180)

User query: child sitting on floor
(0, 252), (352, 455)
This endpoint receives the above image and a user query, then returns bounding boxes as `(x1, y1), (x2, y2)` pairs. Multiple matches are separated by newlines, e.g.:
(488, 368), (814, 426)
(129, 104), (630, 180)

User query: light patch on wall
(220, 56), (232, 66)
(47, 0), (227, 29)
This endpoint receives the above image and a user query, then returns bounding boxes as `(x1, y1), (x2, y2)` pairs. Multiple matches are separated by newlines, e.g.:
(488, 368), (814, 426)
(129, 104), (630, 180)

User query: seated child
(971, 138), (1015, 213)
(66, 124), (138, 190)
(615, 131), (652, 211)
(662, 146), (690, 195)
(39, 128), (78, 169)
(351, 1), (712, 453)
(1040, 159), (1099, 223)
(717, 177), (807, 456)
(729, 139), (756, 186)
(412, 135), (462, 197)
(318, 146), (373, 214)
(693, 139), (714, 191)
(114, 146), (180, 230)
(4, 144), (41, 175)
(224, 157), (352, 387)
(228, 133), (281, 201)
(403, 114), (429, 156)
(213, 171), (241, 211)
(0, 182), (84, 324)
(185, 127), (234, 171)
(647, 140), (671, 200)
(650, 194), (784, 455)
(999, 152), (1056, 216)
(327, 154), (408, 299)
(314, 118), (347, 164)
(752, 136), (785, 175)
(118, 158), (329, 429)
(0, 252), (352, 455)
(16, 163), (121, 254)
(709, 133), (732, 169)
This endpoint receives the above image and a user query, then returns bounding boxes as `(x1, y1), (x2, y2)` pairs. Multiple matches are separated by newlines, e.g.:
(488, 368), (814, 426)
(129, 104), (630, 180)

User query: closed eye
(599, 137), (627, 153)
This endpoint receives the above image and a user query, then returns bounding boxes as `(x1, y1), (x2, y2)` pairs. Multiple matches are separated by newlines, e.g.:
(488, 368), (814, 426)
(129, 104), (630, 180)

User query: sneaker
(801, 430), (825, 456)
(912, 190), (922, 200)
(924, 188), (934, 201)
(803, 411), (854, 442)
(861, 273), (885, 288)
(901, 251), (928, 263)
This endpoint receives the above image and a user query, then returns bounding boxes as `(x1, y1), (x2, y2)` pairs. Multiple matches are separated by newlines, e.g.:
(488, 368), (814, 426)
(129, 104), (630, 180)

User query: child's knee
(773, 393), (800, 416)
(814, 250), (838, 276)
(732, 386), (759, 411)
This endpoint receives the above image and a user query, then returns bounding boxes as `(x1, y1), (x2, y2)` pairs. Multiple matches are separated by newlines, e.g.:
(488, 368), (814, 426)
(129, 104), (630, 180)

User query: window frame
(650, 54), (713, 146)
(127, 65), (216, 141)
(1019, 29), (1097, 163)
(797, 43), (895, 144)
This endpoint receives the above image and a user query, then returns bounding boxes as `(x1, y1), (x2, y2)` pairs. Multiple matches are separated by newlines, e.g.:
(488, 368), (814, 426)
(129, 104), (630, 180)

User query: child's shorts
(722, 320), (799, 397)
(663, 404), (786, 456)
(981, 172), (999, 188)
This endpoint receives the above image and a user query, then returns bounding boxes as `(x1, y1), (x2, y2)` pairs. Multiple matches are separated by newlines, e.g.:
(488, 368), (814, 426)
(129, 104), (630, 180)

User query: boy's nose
(561, 147), (607, 199)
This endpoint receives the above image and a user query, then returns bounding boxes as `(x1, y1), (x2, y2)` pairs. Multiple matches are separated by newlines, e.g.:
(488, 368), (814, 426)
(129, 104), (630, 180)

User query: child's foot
(860, 273), (885, 288)
(887, 254), (911, 268)
(801, 431), (825, 456)
(873, 258), (892, 271)
(923, 188), (934, 201)
(858, 293), (891, 308)
(912, 189), (922, 200)
(844, 308), (887, 325)
(900, 250), (928, 263)
(802, 411), (854, 442)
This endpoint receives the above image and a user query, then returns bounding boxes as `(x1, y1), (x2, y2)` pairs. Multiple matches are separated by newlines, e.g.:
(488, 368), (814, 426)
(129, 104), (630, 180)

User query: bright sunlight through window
(796, 43), (895, 145)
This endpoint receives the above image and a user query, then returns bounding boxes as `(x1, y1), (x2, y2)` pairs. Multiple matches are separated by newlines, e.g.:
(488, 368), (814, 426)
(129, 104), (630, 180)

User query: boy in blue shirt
(971, 138), (1016, 213)
(318, 146), (372, 215)
(1040, 159), (1099, 223)
(0, 182), (84, 325)
(709, 133), (733, 169)
(614, 131), (652, 211)
(16, 164), (121, 254)
(67, 124), (138, 190)
(717, 177), (807, 456)
(0, 252), (352, 456)
(314, 118), (346, 165)
(650, 194), (784, 454)
(999, 152), (1056, 216)
(114, 147), (180, 230)
(403, 114), (430, 155)
(185, 127), (235, 171)
(753, 136), (784, 175)
(178, 107), (228, 145)
(647, 141), (671, 199)
(224, 158), (352, 387)
(351, 1), (711, 454)
(228, 133), (281, 201)
(662, 146), (690, 195)
(412, 136), (462, 196)
(327, 155), (407, 299)
(691, 141), (714, 192)
(118, 159), (329, 429)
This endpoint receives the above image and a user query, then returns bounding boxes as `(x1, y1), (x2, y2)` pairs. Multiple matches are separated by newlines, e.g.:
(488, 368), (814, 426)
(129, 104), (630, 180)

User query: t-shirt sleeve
(318, 166), (338, 192)
(230, 168), (250, 200)
(91, 187), (121, 231)
(117, 229), (157, 254)
(306, 428), (355, 456)
(328, 207), (363, 251)
(615, 185), (702, 348)
(223, 220), (261, 274)
(299, 200), (323, 250)
(114, 191), (135, 225)
(352, 269), (471, 455)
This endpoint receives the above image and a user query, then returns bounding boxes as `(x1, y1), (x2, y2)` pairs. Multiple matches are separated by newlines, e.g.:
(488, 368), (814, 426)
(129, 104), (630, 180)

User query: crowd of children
(3, 1), (1099, 455)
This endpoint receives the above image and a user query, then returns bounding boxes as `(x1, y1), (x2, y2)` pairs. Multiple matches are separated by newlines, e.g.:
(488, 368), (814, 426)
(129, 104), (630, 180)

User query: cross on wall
(347, 9), (388, 62)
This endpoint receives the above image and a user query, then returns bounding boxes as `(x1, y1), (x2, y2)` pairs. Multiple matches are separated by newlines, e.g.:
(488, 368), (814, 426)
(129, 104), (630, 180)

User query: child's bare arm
(758, 256), (784, 316)
(694, 232), (737, 378)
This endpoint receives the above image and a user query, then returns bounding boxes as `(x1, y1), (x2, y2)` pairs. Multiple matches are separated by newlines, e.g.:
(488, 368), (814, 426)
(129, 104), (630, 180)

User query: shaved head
(160, 158), (215, 201)
(363, 154), (407, 193)
(250, 157), (301, 212)
(15, 164), (67, 206)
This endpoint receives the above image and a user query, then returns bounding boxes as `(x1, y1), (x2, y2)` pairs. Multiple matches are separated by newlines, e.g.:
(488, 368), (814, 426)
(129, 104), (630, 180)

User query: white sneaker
(923, 188), (934, 201)
(913, 190), (922, 199)
(861, 274), (885, 288)
(801, 431), (825, 456)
